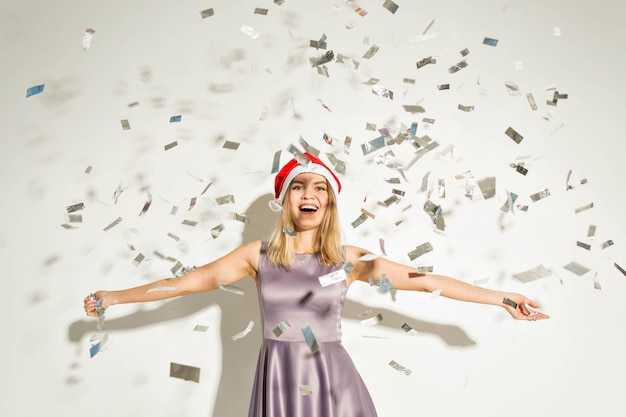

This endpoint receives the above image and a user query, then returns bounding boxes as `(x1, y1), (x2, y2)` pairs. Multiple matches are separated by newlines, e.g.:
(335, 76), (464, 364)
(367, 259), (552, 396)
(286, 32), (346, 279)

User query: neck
(293, 229), (317, 254)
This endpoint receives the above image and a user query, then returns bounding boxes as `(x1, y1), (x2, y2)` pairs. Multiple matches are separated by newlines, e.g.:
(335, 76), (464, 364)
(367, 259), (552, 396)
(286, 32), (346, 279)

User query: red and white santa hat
(272, 152), (341, 209)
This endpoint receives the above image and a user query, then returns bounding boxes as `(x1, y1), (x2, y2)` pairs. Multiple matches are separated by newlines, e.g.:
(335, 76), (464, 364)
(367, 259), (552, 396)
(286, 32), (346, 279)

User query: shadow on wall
(67, 193), (475, 417)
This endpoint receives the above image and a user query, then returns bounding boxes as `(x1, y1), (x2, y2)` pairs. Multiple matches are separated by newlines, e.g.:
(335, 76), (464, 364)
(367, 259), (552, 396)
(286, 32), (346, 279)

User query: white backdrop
(1, 1), (625, 416)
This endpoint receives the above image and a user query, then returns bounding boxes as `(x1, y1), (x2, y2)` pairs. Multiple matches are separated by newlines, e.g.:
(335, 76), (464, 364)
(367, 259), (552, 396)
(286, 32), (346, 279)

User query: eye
(291, 185), (303, 190)
(316, 186), (327, 191)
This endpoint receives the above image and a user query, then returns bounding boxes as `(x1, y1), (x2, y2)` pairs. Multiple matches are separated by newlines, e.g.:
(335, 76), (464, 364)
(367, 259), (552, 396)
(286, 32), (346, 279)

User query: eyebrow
(292, 180), (327, 185)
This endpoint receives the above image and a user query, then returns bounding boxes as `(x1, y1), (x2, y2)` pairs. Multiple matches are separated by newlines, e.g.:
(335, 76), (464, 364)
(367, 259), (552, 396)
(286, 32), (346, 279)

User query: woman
(84, 152), (549, 417)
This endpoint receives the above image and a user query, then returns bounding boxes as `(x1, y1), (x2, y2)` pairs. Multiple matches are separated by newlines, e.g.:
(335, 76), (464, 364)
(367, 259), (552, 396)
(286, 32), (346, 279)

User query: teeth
(300, 205), (318, 212)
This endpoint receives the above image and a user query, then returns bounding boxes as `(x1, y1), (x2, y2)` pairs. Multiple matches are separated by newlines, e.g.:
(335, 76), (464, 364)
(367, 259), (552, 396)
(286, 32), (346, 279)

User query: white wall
(2, 1), (625, 416)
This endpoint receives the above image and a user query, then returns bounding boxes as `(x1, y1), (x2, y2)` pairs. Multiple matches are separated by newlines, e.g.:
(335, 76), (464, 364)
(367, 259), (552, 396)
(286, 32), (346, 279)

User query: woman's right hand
(83, 291), (110, 317)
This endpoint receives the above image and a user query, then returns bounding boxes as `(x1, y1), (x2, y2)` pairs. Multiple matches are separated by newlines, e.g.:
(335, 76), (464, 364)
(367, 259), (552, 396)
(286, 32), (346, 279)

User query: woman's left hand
(501, 293), (550, 321)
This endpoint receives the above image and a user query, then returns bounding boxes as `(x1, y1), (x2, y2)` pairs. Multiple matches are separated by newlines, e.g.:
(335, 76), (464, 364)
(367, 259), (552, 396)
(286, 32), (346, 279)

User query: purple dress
(247, 241), (378, 417)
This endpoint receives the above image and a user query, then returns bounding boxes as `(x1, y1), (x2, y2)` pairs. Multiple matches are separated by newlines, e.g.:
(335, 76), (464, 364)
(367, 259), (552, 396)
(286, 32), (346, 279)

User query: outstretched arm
(345, 245), (549, 321)
(83, 240), (261, 317)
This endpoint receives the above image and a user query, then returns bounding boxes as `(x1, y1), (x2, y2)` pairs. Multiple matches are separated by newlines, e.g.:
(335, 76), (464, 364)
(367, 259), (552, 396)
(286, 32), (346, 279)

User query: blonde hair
(266, 181), (344, 267)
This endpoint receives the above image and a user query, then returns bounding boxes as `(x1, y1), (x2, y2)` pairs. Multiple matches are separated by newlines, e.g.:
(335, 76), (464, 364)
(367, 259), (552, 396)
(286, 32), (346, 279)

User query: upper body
(85, 153), (548, 322)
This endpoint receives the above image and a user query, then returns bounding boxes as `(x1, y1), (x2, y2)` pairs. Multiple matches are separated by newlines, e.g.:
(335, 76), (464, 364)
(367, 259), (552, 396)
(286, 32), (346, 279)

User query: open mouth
(299, 205), (318, 213)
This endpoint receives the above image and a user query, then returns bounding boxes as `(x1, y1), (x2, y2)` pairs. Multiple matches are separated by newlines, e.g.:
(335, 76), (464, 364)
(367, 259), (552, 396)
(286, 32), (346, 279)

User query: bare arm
(345, 245), (549, 321)
(84, 240), (261, 317)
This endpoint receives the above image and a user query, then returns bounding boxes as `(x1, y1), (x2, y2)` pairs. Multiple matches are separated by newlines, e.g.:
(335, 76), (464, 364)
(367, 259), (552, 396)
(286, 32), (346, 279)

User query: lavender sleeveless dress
(247, 241), (378, 417)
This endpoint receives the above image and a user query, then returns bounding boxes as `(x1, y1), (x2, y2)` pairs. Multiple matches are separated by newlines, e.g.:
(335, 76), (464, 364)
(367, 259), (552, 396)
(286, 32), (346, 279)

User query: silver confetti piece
(216, 195), (235, 205)
(282, 225), (296, 237)
(318, 269), (347, 287)
(299, 136), (320, 157)
(401, 323), (418, 335)
(254, 7), (268, 15)
(416, 56), (436, 69)
(512, 265), (551, 282)
(240, 24), (259, 39)
(103, 217), (122, 231)
(526, 93), (538, 110)
(389, 360), (412, 376)
(576, 241), (591, 251)
(563, 261), (590, 276)
(82, 28), (95, 50)
(448, 60), (468, 73)
(193, 325), (209, 332)
(477, 177), (496, 199)
(457, 104), (474, 112)
(164, 141), (178, 151)
(460, 48), (470, 56)
(120, 119), (130, 130)
(530, 188), (551, 202)
(574, 202), (593, 213)
(66, 202), (85, 213)
(170, 362), (200, 383)
(383, 0), (399, 14)
(287, 144), (310, 166)
(362, 45), (379, 59)
(170, 260), (183, 275)
(407, 242), (433, 261)
(351, 213), (368, 228)
(372, 85), (393, 99)
(505, 126), (524, 144)
(301, 325), (320, 353)
(223, 141), (240, 150)
(587, 224), (596, 238)
(361, 313), (383, 326)
(182, 219), (197, 226)
(132, 253), (145, 266)
(601, 240), (614, 249)
(211, 223), (225, 239)
(139, 192), (152, 216)
(361, 136), (386, 155)
(170, 206), (178, 215)
(273, 320), (291, 337)
(615, 263), (626, 277)
(199, 8), (214, 18)
(403, 105), (427, 113)
(232, 321), (255, 341)
(309, 50), (334, 67)
(271, 150), (281, 174)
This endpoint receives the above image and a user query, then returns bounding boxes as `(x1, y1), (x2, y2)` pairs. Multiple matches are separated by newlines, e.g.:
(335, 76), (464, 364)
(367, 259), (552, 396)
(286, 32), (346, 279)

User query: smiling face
(287, 172), (330, 232)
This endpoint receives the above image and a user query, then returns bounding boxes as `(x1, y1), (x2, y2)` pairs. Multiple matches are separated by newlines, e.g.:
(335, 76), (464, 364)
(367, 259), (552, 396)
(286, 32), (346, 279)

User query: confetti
(223, 140), (240, 150)
(512, 265), (552, 282)
(526, 93), (538, 110)
(299, 385), (313, 395)
(615, 263), (626, 277)
(169, 115), (182, 123)
(351, 212), (368, 228)
(563, 261), (590, 276)
(383, 0), (399, 13)
(164, 141), (178, 151)
(82, 28), (95, 50)
(361, 313), (383, 326)
(167, 232), (180, 241)
(502, 297), (518, 309)
(89, 333), (109, 358)
(215, 195), (235, 205)
(574, 202), (593, 213)
(318, 268), (347, 287)
(458, 104), (474, 112)
(132, 253), (145, 267)
(103, 217), (122, 231)
(372, 85), (393, 99)
(309, 50), (334, 67)
(361, 136), (386, 155)
(505, 126), (524, 144)
(66, 202), (85, 213)
(194, 325), (209, 332)
(587, 224), (597, 238)
(477, 177), (496, 199)
(483, 37), (499, 46)
(362, 45), (379, 59)
(301, 325), (320, 353)
(601, 240), (614, 249)
(408, 242), (433, 260)
(26, 84), (45, 97)
(210, 223), (225, 239)
(389, 360), (412, 376)
(437, 83), (450, 90)
(401, 323), (419, 335)
(283, 226), (297, 237)
(254, 7), (268, 15)
(576, 241), (591, 251)
(416, 56), (436, 69)
(182, 219), (197, 226)
(241, 24), (260, 39)
(170, 362), (200, 383)
(232, 321), (255, 341)
(530, 188), (551, 202)
(120, 119), (131, 130)
(273, 320), (291, 337)
(139, 192), (152, 216)
(200, 8), (214, 18)
(448, 60), (467, 74)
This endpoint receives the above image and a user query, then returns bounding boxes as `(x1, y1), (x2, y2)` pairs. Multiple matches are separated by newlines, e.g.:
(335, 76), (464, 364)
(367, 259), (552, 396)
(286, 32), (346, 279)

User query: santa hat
(271, 152), (341, 210)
